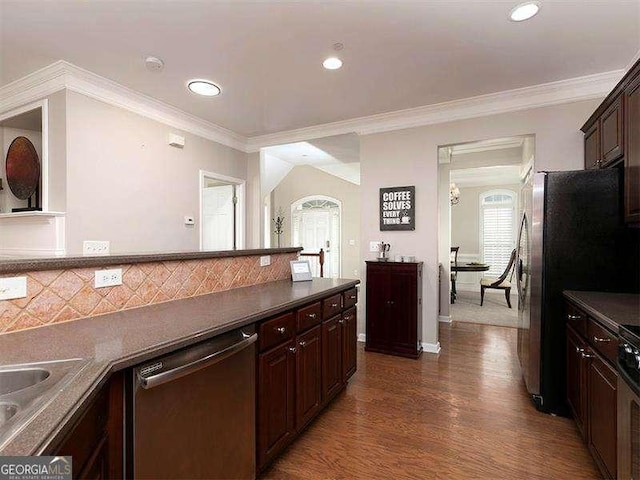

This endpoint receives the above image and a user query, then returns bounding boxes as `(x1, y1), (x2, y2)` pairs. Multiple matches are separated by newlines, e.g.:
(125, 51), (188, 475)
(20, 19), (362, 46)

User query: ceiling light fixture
(509, 1), (540, 22)
(187, 79), (221, 96)
(323, 57), (343, 70)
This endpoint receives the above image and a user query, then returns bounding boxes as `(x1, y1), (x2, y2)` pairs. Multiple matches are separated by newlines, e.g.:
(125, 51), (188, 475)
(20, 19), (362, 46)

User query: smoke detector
(145, 56), (165, 72)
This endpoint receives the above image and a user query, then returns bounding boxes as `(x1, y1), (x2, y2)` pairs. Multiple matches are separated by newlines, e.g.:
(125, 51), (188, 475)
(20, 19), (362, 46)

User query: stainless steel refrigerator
(516, 168), (639, 414)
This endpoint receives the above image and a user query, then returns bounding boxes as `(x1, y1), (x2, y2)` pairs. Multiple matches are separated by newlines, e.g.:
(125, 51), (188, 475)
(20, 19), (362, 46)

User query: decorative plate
(5, 136), (40, 200)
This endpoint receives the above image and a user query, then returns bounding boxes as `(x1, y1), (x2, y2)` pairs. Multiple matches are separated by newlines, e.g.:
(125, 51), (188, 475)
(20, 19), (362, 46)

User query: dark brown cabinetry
(624, 71), (640, 223)
(256, 287), (359, 472)
(565, 300), (618, 479)
(582, 59), (640, 224)
(257, 339), (296, 469)
(365, 261), (423, 358)
(48, 372), (124, 480)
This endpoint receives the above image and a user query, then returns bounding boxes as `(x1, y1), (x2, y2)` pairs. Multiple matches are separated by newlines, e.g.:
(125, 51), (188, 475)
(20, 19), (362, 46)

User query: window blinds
(482, 205), (514, 277)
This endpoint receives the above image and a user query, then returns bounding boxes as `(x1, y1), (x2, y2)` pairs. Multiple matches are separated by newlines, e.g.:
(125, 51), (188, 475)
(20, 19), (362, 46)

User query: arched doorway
(291, 195), (341, 278)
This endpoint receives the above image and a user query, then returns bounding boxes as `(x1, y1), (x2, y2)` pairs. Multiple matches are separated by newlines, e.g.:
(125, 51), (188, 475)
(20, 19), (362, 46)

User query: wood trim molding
(0, 61), (624, 153)
(246, 69), (624, 151)
(421, 342), (441, 354)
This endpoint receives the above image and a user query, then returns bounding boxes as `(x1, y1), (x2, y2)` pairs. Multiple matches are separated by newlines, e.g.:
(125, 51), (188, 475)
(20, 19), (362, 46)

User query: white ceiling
(263, 133), (360, 184)
(1, 1), (638, 137)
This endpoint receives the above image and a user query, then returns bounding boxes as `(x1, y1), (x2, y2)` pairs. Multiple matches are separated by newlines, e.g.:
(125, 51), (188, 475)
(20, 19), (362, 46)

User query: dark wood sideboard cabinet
(256, 286), (358, 473)
(582, 59), (640, 224)
(565, 299), (618, 479)
(365, 261), (423, 359)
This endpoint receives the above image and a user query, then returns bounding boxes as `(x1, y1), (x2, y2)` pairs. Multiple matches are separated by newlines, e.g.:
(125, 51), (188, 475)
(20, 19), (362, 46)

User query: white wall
(65, 91), (249, 254)
(271, 165), (361, 280)
(360, 98), (602, 351)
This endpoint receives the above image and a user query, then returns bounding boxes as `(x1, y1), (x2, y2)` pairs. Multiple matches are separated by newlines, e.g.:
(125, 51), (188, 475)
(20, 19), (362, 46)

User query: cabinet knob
(288, 346), (297, 354)
(307, 313), (317, 319)
(567, 314), (581, 320)
(387, 300), (395, 306)
(581, 352), (595, 359)
(350, 295), (357, 300)
(593, 336), (611, 343)
(299, 341), (307, 348)
(275, 326), (286, 334)
(343, 315), (352, 321)
(331, 303), (339, 308)
(338, 319), (345, 325)
(575, 347), (584, 354)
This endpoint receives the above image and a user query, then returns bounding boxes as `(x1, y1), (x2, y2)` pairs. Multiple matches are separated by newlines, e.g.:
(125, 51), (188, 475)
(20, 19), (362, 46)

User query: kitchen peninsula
(0, 248), (359, 479)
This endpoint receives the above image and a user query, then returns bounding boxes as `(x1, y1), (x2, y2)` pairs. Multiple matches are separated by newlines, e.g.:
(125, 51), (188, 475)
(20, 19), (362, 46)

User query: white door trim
(199, 170), (246, 251)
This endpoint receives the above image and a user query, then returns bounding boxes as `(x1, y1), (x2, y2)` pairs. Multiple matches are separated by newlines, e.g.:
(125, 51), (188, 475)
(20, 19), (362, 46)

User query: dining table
(450, 262), (490, 304)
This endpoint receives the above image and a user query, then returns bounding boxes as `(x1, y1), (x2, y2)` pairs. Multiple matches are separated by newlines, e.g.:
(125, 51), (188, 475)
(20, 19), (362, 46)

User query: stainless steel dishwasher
(132, 325), (257, 479)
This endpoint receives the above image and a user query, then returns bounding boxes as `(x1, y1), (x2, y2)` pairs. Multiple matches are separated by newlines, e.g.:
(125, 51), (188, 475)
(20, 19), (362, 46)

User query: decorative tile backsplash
(0, 253), (297, 334)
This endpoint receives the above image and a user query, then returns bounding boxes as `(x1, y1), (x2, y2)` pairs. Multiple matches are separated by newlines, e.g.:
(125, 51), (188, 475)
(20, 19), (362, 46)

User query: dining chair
(480, 249), (516, 308)
(450, 247), (459, 303)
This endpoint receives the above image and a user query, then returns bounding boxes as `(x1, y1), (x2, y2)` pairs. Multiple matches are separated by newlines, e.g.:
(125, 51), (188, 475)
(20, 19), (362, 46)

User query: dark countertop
(563, 291), (640, 332)
(0, 247), (302, 274)
(0, 277), (359, 456)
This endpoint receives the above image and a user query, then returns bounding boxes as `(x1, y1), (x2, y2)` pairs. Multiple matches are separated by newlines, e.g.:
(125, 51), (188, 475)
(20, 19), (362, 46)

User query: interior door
(203, 184), (234, 251)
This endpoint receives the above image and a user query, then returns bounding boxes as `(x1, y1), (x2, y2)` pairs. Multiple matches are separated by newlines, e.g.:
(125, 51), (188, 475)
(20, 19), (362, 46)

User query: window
(480, 190), (517, 277)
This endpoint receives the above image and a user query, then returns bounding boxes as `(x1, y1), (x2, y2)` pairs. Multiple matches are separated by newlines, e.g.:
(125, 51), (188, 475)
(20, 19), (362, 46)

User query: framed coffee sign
(380, 186), (415, 231)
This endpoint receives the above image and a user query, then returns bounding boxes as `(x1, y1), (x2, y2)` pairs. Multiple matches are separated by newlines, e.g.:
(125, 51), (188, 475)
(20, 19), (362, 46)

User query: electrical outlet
(83, 240), (110, 256)
(369, 241), (381, 252)
(353, 269), (358, 277)
(0, 276), (27, 300)
(94, 268), (122, 288)
(260, 255), (271, 267)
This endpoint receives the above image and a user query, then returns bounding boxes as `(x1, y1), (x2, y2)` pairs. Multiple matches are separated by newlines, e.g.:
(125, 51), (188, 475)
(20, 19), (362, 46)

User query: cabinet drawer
(565, 302), (587, 336)
(343, 288), (358, 309)
(297, 302), (321, 333)
(322, 294), (343, 320)
(587, 319), (617, 365)
(259, 312), (295, 352)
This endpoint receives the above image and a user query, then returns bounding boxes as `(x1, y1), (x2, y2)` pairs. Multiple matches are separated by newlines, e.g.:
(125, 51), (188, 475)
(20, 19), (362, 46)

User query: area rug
(450, 289), (518, 328)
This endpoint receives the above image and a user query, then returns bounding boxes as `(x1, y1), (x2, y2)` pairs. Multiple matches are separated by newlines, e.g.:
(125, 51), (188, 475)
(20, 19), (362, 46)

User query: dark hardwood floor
(261, 322), (599, 479)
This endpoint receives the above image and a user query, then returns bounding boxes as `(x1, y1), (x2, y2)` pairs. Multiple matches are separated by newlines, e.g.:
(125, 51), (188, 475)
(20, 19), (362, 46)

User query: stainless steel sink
(0, 403), (18, 428)
(0, 368), (50, 396)
(0, 359), (88, 450)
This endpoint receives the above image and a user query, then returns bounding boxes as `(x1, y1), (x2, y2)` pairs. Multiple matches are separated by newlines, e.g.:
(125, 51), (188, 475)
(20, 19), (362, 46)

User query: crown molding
(1, 61), (625, 154)
(625, 49), (640, 74)
(0, 61), (248, 152)
(246, 69), (624, 151)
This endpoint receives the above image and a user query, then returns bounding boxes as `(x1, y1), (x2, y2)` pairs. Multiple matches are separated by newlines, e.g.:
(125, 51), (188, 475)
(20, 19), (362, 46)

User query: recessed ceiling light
(323, 57), (343, 70)
(509, 1), (540, 22)
(187, 79), (221, 96)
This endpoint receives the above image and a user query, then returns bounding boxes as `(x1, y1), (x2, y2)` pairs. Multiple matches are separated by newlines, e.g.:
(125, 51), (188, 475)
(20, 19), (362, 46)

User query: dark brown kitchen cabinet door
(342, 307), (357, 382)
(601, 95), (624, 166)
(588, 352), (618, 479)
(566, 326), (587, 439)
(257, 339), (296, 470)
(388, 265), (418, 352)
(584, 121), (601, 169)
(625, 72), (640, 223)
(322, 316), (342, 403)
(365, 264), (390, 349)
(296, 325), (322, 431)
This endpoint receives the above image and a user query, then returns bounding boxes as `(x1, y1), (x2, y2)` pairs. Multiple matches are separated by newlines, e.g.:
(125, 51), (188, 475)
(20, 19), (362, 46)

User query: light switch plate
(0, 276), (27, 300)
(369, 241), (381, 252)
(95, 268), (123, 288)
(260, 255), (271, 267)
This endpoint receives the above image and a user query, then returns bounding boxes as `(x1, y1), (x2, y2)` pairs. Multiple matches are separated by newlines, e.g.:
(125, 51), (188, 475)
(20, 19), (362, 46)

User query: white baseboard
(421, 342), (441, 354)
(358, 334), (441, 354)
(438, 315), (452, 323)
